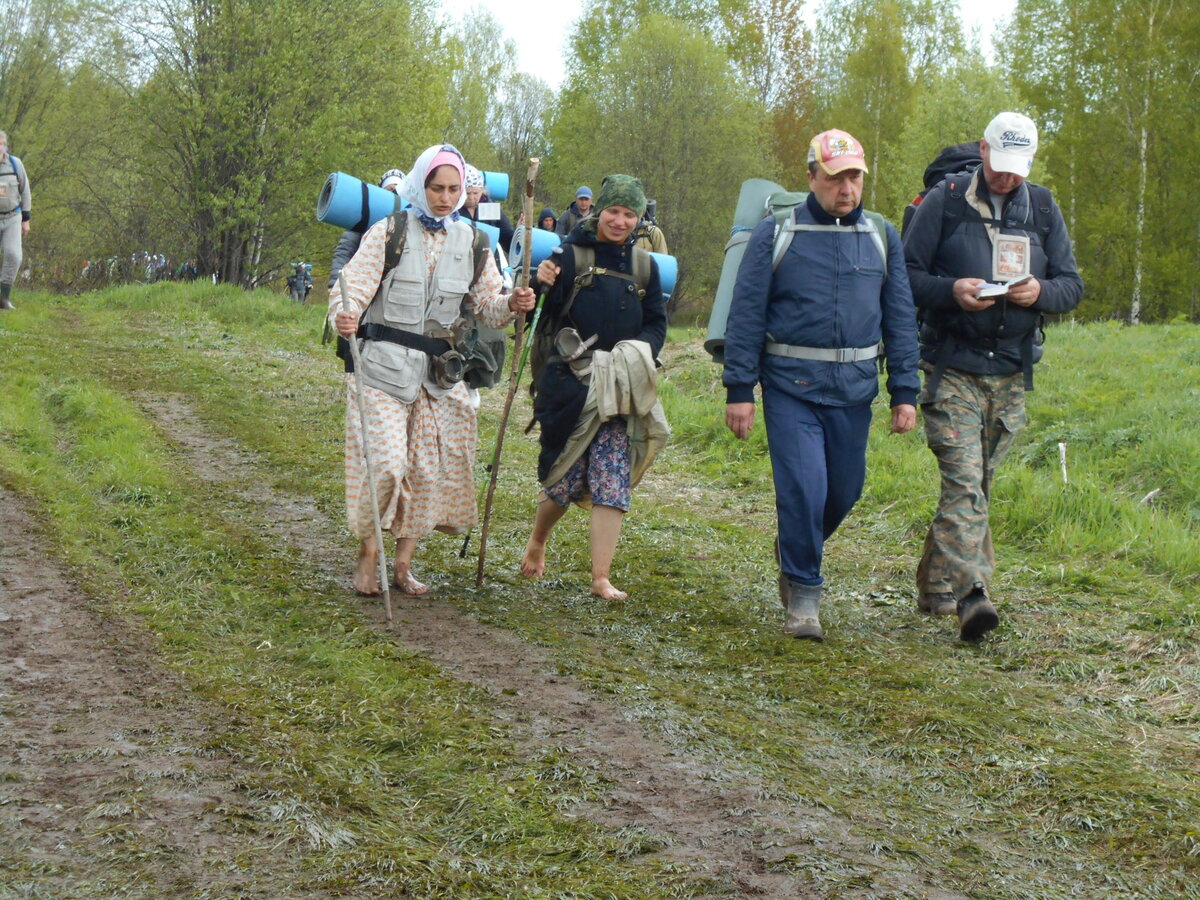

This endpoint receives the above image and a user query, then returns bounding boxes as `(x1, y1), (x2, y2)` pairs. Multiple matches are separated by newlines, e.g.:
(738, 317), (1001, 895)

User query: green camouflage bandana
(594, 174), (647, 217)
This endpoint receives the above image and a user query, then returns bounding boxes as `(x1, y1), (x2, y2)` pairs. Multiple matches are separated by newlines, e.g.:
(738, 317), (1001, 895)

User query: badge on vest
(993, 233), (1030, 282)
(0, 185), (8, 199)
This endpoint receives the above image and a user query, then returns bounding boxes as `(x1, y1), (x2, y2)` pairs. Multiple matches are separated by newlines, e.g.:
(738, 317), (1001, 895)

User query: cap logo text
(826, 137), (856, 157)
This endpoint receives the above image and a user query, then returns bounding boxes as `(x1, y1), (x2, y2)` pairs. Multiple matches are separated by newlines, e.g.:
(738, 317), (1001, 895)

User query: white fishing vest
(0, 155), (25, 216)
(358, 214), (477, 403)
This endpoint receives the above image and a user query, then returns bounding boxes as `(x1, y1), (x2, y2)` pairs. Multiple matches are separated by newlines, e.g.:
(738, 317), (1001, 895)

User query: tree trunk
(1130, 4), (1155, 325)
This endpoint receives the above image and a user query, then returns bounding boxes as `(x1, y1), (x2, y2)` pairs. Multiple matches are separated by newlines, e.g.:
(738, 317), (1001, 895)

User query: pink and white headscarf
(400, 144), (467, 228)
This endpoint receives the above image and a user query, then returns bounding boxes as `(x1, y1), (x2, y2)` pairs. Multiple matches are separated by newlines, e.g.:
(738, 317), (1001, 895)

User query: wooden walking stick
(338, 272), (394, 625)
(476, 157), (540, 586)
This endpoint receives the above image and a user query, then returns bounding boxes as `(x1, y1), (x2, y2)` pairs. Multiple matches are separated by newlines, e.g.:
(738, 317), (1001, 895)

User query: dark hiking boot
(0, 283), (13, 310)
(782, 581), (823, 641)
(957, 583), (999, 641)
(918, 591), (957, 616)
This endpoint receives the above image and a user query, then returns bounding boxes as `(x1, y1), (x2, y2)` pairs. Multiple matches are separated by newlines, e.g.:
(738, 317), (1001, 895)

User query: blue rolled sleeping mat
(704, 178), (785, 363)
(317, 169), (510, 233)
(508, 226), (677, 302)
(483, 171), (509, 202)
(317, 172), (404, 233)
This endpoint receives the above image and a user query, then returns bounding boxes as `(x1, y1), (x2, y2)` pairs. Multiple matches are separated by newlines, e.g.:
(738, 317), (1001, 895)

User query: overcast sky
(437, 0), (1020, 90)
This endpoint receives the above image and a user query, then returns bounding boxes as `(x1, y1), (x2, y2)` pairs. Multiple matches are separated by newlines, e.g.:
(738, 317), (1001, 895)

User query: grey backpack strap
(773, 211), (889, 280)
(630, 246), (651, 298)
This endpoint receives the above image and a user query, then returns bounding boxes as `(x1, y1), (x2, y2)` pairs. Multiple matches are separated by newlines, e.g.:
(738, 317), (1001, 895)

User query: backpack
(766, 191), (889, 277)
(525, 242), (653, 418)
(348, 210), (506, 389)
(902, 142), (982, 235)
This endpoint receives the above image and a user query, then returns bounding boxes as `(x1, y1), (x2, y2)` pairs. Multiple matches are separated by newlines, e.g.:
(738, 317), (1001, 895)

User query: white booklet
(978, 274), (1032, 298)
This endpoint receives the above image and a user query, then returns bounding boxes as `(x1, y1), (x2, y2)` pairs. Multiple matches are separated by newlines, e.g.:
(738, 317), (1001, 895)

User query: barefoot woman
(520, 175), (669, 600)
(331, 144), (535, 596)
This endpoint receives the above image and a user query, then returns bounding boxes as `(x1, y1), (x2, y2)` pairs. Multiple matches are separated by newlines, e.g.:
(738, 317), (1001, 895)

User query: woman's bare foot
(591, 577), (627, 601)
(392, 565), (429, 597)
(520, 539), (546, 578)
(354, 544), (381, 596)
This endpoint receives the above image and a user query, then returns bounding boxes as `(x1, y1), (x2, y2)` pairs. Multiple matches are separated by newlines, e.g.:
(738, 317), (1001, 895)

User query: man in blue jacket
(903, 112), (1083, 641)
(724, 129), (920, 641)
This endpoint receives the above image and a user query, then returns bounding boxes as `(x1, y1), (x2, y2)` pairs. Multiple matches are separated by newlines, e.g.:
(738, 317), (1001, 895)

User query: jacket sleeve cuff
(726, 384), (756, 404)
(890, 389), (918, 408)
(21, 211), (30, 222)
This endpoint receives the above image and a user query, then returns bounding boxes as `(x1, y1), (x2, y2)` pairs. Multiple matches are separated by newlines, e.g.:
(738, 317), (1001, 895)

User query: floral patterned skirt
(543, 418), (631, 511)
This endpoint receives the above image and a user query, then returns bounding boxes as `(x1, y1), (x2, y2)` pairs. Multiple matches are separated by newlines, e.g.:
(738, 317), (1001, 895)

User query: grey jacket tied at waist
(541, 339), (670, 495)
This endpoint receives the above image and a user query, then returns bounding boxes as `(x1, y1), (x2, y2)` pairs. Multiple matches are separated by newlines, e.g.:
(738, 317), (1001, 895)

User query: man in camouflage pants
(902, 112), (1083, 640)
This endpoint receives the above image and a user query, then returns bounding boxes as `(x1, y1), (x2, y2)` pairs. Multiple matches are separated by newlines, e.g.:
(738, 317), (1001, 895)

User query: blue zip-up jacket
(723, 194), (920, 409)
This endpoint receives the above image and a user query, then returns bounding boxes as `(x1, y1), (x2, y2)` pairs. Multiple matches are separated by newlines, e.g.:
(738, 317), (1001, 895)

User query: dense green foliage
(1, 286), (1198, 897)
(2, 0), (1198, 320)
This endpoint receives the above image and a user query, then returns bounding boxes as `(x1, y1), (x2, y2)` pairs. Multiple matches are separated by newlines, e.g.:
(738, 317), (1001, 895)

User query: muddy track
(0, 486), (329, 898)
(1, 393), (970, 898)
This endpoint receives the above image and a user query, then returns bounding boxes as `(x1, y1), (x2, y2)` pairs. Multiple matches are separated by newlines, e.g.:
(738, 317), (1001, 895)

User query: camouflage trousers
(916, 366), (1026, 601)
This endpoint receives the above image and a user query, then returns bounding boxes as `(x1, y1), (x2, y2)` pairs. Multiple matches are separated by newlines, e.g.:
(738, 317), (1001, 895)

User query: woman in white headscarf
(331, 144), (535, 596)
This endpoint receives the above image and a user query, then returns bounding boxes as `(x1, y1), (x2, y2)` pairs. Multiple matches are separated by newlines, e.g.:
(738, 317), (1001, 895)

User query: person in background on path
(330, 145), (535, 597)
(538, 207), (557, 231)
(0, 130), (32, 311)
(903, 112), (1083, 641)
(520, 175), (669, 601)
(723, 129), (920, 641)
(632, 199), (668, 254)
(555, 185), (593, 237)
(460, 164), (514, 252)
(288, 261), (313, 302)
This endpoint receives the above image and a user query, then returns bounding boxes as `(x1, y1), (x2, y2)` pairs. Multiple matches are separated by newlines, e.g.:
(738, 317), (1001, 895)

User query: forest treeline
(2, 0), (1197, 322)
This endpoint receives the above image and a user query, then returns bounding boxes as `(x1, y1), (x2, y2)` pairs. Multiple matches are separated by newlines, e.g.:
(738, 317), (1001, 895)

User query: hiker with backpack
(329, 144), (535, 597)
(633, 199), (668, 254)
(287, 261), (313, 303)
(555, 185), (593, 237)
(0, 130), (31, 311)
(903, 112), (1083, 641)
(519, 174), (669, 602)
(460, 164), (515, 252)
(723, 129), (920, 641)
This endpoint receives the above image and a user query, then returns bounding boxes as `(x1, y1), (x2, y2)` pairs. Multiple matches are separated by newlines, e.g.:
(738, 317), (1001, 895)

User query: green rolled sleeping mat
(704, 177), (785, 363)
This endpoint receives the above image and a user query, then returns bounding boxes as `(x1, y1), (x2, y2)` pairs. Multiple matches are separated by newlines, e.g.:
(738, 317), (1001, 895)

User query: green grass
(2, 286), (1199, 898)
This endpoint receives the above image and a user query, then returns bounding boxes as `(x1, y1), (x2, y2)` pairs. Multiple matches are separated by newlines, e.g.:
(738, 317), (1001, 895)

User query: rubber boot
(0, 282), (13, 310)
(782, 580), (823, 641)
(957, 582), (999, 641)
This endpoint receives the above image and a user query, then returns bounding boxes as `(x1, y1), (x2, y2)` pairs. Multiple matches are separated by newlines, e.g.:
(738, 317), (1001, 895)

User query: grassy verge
(2, 285), (1198, 898)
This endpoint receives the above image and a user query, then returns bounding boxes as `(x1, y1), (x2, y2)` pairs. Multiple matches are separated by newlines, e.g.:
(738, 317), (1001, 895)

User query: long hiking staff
(338, 273), (394, 625)
(475, 157), (540, 586)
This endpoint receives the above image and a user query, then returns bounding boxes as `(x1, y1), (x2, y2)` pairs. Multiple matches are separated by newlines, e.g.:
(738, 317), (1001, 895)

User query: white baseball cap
(983, 112), (1038, 176)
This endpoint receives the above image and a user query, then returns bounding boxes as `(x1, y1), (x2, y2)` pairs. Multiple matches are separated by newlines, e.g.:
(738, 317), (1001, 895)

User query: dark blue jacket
(532, 224), (666, 479)
(555, 201), (590, 237)
(723, 194), (920, 409)
(903, 172), (1083, 376)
